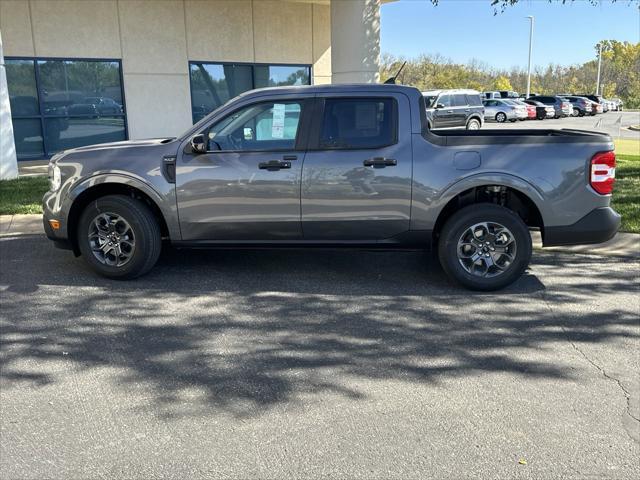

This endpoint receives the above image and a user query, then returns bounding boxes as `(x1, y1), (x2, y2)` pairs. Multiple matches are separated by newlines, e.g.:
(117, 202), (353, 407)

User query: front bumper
(543, 207), (621, 247)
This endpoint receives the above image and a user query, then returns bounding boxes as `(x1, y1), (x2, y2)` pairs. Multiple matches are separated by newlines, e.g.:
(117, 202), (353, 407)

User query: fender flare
(433, 172), (550, 227)
(65, 172), (181, 241)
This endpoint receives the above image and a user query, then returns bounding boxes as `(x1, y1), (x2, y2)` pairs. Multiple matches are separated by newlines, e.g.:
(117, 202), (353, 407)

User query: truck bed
(426, 128), (612, 146)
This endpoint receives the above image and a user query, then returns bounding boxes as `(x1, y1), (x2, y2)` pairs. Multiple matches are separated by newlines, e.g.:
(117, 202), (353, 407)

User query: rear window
(320, 98), (396, 149)
(466, 94), (483, 106)
(452, 94), (468, 107)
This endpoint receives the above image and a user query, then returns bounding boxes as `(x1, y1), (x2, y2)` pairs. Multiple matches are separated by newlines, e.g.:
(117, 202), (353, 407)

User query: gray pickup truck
(43, 84), (620, 290)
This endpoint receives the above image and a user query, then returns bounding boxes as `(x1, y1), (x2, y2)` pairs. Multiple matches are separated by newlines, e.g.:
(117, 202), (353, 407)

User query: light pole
(596, 42), (602, 95)
(526, 15), (534, 98)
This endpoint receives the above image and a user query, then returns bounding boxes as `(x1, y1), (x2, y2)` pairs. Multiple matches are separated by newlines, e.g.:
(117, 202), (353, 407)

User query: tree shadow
(1, 235), (638, 419)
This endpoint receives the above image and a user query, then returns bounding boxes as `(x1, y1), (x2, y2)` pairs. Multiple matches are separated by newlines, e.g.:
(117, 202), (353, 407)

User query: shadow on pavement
(1, 235), (637, 419)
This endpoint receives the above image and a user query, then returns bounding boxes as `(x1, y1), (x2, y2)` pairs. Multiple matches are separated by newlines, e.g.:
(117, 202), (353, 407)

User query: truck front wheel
(77, 195), (162, 279)
(437, 204), (532, 291)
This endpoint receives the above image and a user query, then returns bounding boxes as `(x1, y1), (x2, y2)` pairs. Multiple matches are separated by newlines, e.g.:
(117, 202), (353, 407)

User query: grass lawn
(0, 176), (49, 215)
(612, 153), (640, 233)
(0, 143), (638, 233)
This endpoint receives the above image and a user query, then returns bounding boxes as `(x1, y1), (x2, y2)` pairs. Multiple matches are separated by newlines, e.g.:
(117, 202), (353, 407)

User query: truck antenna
(384, 61), (407, 85)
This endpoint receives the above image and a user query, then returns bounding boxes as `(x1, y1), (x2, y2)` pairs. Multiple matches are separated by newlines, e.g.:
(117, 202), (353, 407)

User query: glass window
(207, 101), (302, 151)
(188, 62), (311, 123)
(189, 63), (252, 123)
(5, 57), (127, 159)
(6, 59), (39, 115)
(438, 95), (452, 107)
(11, 119), (44, 158)
(44, 116), (126, 152)
(466, 94), (482, 107)
(37, 60), (124, 116)
(254, 65), (311, 88)
(319, 98), (395, 149)
(452, 94), (468, 107)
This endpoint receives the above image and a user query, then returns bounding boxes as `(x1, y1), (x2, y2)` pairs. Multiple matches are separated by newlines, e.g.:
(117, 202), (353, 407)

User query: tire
(77, 195), (162, 279)
(466, 118), (481, 130)
(573, 108), (580, 117)
(509, 119), (517, 123)
(495, 112), (507, 123)
(437, 204), (532, 291)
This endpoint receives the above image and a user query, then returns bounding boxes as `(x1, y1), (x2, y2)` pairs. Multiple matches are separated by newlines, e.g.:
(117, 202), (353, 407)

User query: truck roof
(238, 83), (422, 98)
(422, 89), (480, 96)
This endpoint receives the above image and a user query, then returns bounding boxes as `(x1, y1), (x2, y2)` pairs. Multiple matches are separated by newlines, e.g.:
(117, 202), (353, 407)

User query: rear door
(300, 93), (412, 240)
(176, 96), (312, 241)
(451, 94), (470, 126)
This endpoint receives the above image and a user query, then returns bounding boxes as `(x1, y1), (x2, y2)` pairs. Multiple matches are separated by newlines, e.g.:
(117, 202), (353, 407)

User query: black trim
(543, 207), (620, 246)
(171, 230), (432, 250)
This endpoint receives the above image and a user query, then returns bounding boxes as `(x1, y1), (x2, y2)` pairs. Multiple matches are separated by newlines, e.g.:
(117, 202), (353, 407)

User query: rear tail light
(590, 151), (616, 195)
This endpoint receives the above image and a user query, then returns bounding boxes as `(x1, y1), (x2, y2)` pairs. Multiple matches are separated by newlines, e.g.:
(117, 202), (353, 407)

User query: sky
(380, 0), (640, 70)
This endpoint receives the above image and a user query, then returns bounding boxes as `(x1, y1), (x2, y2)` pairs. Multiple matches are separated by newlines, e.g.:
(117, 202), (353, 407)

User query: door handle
(363, 157), (397, 168)
(259, 160), (291, 171)
(446, 110), (453, 113)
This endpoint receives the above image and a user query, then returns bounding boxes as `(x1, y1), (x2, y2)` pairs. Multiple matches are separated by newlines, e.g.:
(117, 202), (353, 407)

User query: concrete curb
(2, 213), (638, 259)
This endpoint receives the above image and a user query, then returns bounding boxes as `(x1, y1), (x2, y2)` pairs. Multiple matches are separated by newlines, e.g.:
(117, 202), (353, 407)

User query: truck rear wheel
(437, 204), (532, 291)
(77, 195), (161, 279)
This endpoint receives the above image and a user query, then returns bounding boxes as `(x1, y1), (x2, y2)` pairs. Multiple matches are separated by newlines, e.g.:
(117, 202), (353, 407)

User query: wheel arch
(66, 176), (175, 255)
(432, 176), (546, 244)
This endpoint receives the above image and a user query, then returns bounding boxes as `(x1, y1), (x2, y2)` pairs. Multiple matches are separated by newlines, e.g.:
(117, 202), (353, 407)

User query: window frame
(308, 96), (399, 152)
(5, 56), (128, 159)
(187, 60), (313, 123)
(195, 98), (313, 154)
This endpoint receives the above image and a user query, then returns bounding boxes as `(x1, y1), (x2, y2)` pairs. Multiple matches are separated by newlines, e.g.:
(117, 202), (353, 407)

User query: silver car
(482, 99), (518, 123)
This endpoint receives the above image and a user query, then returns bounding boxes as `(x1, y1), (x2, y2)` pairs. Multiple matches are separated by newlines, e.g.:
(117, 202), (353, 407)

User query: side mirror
(190, 134), (207, 154)
(436, 103), (445, 109)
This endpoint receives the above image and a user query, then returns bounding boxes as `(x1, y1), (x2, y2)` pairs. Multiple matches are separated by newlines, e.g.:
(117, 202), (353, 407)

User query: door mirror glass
(243, 127), (254, 140)
(190, 133), (207, 153)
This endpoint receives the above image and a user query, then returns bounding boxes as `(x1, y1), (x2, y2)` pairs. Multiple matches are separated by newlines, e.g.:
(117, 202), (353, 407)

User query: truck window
(319, 98), (396, 149)
(207, 100), (302, 151)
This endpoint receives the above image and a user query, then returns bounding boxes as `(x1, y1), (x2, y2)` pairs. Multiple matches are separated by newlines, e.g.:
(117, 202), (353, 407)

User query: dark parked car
(83, 97), (123, 115)
(67, 103), (99, 117)
(523, 99), (555, 120)
(578, 94), (608, 112)
(43, 84), (619, 291)
(498, 90), (520, 99)
(527, 95), (572, 118)
(561, 96), (593, 117)
(422, 89), (484, 130)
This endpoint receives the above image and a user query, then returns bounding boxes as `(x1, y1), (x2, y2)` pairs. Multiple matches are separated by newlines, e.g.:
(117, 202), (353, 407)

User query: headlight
(48, 163), (61, 192)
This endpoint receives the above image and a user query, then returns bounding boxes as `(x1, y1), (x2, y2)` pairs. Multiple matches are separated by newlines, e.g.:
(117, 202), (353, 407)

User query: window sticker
(271, 103), (286, 139)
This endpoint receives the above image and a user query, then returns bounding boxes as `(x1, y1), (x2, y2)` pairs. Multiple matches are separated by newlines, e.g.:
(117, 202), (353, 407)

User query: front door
(432, 93), (455, 128)
(176, 98), (309, 241)
(301, 94), (413, 240)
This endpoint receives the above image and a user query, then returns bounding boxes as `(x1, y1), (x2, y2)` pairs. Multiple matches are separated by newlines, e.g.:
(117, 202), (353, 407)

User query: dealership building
(0, 0), (384, 162)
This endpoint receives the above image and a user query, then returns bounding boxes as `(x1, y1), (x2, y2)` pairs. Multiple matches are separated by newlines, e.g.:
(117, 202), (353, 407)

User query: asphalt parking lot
(485, 110), (640, 139)
(1, 234), (639, 479)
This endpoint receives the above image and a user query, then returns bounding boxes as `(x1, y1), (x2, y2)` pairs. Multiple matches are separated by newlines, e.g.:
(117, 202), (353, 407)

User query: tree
(430, 0), (640, 14)
(494, 76), (513, 91)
